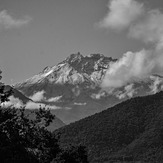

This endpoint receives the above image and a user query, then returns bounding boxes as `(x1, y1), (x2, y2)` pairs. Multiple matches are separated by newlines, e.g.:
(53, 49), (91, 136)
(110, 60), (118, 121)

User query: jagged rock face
(14, 53), (163, 124)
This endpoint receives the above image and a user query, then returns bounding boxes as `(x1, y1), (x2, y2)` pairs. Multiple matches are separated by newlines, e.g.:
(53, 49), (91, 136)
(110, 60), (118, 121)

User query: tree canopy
(0, 70), (88, 163)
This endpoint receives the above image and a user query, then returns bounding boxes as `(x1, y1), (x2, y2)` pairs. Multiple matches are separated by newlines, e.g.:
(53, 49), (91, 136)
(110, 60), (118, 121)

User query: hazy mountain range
(2, 53), (163, 162)
(3, 53), (162, 124)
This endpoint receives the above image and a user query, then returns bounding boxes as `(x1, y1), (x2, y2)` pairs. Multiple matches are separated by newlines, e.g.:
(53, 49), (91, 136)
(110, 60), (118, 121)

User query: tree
(0, 70), (57, 162)
(0, 70), (88, 163)
(0, 70), (13, 104)
(0, 106), (60, 162)
(53, 145), (89, 163)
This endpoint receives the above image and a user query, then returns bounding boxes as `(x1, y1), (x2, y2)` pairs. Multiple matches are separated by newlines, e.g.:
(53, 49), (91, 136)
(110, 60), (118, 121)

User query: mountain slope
(14, 53), (163, 124)
(4, 85), (32, 104)
(54, 91), (163, 163)
(21, 109), (65, 131)
(3, 86), (65, 130)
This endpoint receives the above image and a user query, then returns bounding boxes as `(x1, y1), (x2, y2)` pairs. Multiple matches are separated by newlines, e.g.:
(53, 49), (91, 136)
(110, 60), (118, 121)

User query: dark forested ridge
(55, 91), (163, 163)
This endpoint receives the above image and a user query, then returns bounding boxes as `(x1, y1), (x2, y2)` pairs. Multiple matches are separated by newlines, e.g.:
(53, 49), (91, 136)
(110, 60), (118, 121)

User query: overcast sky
(0, 0), (163, 84)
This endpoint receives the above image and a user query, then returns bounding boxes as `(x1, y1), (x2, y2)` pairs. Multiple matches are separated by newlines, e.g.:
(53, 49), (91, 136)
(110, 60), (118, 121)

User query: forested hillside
(55, 91), (163, 162)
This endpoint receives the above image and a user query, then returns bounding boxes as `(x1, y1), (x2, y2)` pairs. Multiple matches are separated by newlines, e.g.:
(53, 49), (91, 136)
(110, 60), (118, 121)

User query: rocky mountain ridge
(15, 53), (116, 88)
(14, 53), (163, 124)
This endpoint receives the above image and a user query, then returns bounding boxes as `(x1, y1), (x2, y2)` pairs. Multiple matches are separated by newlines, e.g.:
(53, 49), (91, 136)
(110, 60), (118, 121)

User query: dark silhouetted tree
(0, 70), (88, 163)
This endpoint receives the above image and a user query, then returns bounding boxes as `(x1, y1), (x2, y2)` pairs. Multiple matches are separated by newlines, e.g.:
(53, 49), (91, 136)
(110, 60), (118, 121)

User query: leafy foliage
(0, 71), (13, 104)
(53, 145), (89, 163)
(0, 107), (59, 163)
(55, 91), (163, 162)
(0, 70), (88, 163)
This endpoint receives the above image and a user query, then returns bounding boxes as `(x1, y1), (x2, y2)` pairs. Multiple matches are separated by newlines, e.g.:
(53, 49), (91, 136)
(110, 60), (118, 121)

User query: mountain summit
(16, 53), (116, 88)
(14, 53), (163, 124)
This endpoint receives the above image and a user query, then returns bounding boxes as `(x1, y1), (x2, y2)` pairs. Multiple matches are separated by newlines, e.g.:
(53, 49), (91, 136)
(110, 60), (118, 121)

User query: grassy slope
(55, 91), (163, 162)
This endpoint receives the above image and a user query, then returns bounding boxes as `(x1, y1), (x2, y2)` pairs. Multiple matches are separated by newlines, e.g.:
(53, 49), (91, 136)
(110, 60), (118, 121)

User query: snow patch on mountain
(43, 69), (54, 77)
(90, 70), (105, 85)
(15, 53), (116, 89)
(69, 73), (84, 84)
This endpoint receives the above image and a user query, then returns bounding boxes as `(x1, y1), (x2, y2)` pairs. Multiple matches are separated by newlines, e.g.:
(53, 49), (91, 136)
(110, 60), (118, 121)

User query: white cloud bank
(115, 84), (136, 99)
(48, 96), (62, 102)
(1, 95), (60, 110)
(149, 76), (163, 94)
(29, 91), (45, 102)
(25, 101), (60, 110)
(2, 96), (24, 108)
(29, 91), (63, 103)
(0, 10), (31, 29)
(91, 91), (107, 100)
(100, 0), (163, 88)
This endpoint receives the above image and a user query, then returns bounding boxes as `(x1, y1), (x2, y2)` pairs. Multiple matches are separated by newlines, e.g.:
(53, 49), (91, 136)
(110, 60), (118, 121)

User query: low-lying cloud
(115, 84), (136, 99)
(100, 0), (163, 88)
(25, 101), (60, 110)
(74, 102), (87, 106)
(2, 95), (60, 110)
(2, 96), (23, 108)
(149, 76), (163, 94)
(91, 91), (107, 100)
(48, 96), (62, 102)
(29, 91), (45, 102)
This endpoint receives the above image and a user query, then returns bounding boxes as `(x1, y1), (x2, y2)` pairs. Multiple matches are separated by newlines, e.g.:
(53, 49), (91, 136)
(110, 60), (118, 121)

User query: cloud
(149, 76), (163, 94)
(115, 84), (136, 99)
(2, 95), (24, 108)
(74, 102), (87, 106)
(29, 91), (45, 102)
(100, 0), (163, 88)
(129, 9), (163, 49)
(0, 10), (31, 29)
(47, 96), (62, 102)
(25, 101), (60, 110)
(91, 91), (107, 100)
(1, 95), (60, 110)
(102, 49), (156, 88)
(99, 0), (144, 30)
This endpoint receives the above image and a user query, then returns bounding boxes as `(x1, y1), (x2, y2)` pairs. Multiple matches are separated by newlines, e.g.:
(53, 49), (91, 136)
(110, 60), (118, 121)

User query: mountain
(2, 86), (65, 130)
(47, 116), (65, 131)
(23, 109), (65, 131)
(54, 91), (163, 163)
(14, 53), (163, 124)
(4, 85), (32, 104)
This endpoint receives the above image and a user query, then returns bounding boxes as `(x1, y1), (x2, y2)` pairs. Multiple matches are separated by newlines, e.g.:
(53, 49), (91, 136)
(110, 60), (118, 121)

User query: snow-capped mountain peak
(15, 53), (116, 87)
(13, 53), (163, 124)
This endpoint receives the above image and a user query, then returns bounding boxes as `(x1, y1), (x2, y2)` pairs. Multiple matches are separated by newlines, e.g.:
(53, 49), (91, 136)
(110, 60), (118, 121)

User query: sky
(0, 0), (163, 84)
